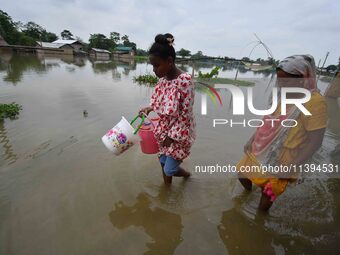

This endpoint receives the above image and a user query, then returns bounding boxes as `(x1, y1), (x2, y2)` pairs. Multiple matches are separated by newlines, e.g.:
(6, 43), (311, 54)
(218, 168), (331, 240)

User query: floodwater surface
(0, 52), (339, 255)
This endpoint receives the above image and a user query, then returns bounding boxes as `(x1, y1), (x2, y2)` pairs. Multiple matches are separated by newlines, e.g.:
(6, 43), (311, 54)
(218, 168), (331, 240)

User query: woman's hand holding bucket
(138, 106), (153, 118)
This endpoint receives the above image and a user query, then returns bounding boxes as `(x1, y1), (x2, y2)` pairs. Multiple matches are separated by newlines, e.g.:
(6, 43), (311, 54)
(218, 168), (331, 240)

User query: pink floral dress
(150, 73), (196, 161)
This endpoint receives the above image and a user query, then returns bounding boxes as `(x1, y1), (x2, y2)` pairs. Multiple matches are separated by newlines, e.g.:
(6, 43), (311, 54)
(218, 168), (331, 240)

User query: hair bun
(155, 33), (174, 46)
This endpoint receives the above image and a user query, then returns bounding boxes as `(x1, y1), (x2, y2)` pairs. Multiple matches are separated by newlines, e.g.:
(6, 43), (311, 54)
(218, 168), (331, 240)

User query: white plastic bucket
(102, 115), (144, 155)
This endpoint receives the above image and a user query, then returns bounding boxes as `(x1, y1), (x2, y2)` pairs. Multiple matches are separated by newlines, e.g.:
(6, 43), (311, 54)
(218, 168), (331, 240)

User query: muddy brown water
(0, 52), (339, 255)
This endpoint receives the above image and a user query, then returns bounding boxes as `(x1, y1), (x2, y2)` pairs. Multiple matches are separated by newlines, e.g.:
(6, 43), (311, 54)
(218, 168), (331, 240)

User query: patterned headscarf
(277, 54), (317, 91)
(251, 54), (318, 164)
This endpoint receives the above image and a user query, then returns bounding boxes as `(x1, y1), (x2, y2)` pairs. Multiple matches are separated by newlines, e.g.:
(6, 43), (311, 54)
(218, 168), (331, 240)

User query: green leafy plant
(0, 102), (22, 120)
(133, 74), (158, 86)
(198, 66), (220, 79)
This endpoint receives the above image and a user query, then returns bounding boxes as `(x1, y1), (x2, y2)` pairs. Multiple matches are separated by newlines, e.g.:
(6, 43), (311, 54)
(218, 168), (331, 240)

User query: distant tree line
(0, 9), (140, 54)
(88, 32), (138, 52)
(0, 10), (58, 45)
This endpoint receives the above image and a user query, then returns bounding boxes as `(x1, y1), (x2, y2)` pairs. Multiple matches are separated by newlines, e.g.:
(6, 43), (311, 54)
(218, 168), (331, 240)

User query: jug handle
(130, 115), (145, 134)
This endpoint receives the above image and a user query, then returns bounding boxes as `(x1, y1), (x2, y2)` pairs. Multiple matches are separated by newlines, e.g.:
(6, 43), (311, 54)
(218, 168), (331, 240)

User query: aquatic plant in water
(198, 66), (220, 78)
(0, 103), (23, 120)
(133, 74), (159, 86)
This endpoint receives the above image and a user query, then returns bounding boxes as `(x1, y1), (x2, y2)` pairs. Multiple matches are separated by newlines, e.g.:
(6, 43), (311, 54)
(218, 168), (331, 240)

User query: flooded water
(0, 52), (339, 255)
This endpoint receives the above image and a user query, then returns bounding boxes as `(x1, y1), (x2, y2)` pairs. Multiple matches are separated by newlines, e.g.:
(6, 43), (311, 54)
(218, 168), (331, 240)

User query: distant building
(113, 45), (135, 59)
(89, 48), (111, 60)
(37, 41), (73, 49)
(52, 39), (84, 52)
(36, 41), (74, 55)
(0, 35), (9, 46)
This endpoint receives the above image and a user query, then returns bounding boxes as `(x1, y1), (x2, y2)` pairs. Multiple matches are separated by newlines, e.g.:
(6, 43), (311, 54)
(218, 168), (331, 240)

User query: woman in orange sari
(237, 55), (327, 211)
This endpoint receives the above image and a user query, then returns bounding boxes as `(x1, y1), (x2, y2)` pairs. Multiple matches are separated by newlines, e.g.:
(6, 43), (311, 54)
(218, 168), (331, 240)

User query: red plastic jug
(138, 116), (159, 154)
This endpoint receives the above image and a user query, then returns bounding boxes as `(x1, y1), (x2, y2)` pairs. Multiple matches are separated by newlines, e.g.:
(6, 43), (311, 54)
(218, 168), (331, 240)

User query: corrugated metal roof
(115, 46), (132, 51)
(91, 48), (111, 53)
(52, 39), (82, 45)
(38, 42), (66, 48)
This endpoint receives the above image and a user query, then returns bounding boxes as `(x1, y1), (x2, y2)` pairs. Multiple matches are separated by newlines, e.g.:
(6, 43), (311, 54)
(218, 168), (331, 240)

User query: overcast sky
(2, 0), (340, 64)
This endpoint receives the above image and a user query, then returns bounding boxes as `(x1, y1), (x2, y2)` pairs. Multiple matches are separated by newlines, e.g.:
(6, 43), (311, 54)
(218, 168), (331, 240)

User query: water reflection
(0, 52), (275, 86)
(109, 192), (183, 255)
(218, 208), (285, 254)
(0, 53), (59, 84)
(0, 121), (17, 166)
(90, 60), (117, 74)
(58, 55), (86, 67)
(117, 60), (137, 76)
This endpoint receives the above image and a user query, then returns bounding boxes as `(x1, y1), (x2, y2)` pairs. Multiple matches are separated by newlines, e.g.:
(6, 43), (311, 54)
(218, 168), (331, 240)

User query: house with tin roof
(112, 45), (135, 59)
(89, 48), (111, 60)
(36, 41), (74, 55)
(52, 39), (84, 52)
(37, 41), (73, 49)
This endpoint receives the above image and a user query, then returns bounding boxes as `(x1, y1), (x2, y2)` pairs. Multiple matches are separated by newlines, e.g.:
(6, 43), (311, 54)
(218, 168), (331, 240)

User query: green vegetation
(196, 66), (254, 86)
(0, 9), (139, 54)
(133, 74), (158, 86)
(176, 48), (191, 58)
(89, 33), (116, 51)
(121, 35), (136, 51)
(136, 49), (148, 56)
(191, 51), (204, 59)
(134, 55), (148, 62)
(326, 64), (339, 72)
(198, 66), (220, 78)
(88, 32), (137, 52)
(133, 73), (254, 88)
(135, 56), (149, 60)
(0, 10), (58, 45)
(60, 29), (74, 40)
(0, 102), (22, 120)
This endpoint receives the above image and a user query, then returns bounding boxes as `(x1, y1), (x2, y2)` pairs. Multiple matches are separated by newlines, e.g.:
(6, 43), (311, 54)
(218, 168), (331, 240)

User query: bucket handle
(130, 115), (145, 134)
(141, 112), (158, 129)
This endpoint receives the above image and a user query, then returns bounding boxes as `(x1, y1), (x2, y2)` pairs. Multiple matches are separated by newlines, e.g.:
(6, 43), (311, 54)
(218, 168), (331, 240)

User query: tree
(22, 22), (57, 42)
(326, 65), (337, 72)
(0, 10), (56, 45)
(241, 57), (251, 62)
(61, 30), (74, 40)
(110, 32), (120, 44)
(88, 33), (114, 50)
(136, 48), (148, 56)
(0, 10), (22, 44)
(121, 34), (136, 51)
(43, 32), (58, 42)
(121, 35), (129, 43)
(267, 57), (276, 66)
(22, 22), (44, 40)
(191, 51), (204, 59)
(177, 48), (191, 58)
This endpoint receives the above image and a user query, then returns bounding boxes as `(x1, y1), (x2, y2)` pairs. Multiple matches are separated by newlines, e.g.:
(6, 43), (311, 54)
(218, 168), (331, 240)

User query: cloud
(2, 0), (339, 64)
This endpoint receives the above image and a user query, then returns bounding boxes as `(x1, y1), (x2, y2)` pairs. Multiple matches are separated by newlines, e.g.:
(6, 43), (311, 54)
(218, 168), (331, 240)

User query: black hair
(148, 33), (176, 61)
